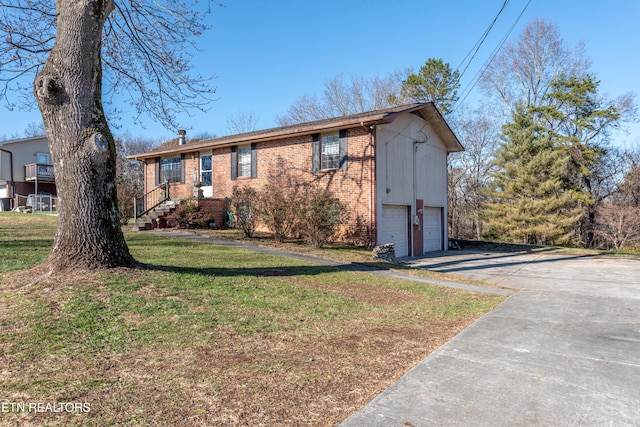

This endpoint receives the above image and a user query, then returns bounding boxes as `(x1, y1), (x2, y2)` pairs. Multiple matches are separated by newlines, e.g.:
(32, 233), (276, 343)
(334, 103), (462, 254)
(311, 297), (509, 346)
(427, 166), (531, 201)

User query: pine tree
(534, 74), (626, 247)
(399, 58), (460, 114)
(483, 106), (586, 246)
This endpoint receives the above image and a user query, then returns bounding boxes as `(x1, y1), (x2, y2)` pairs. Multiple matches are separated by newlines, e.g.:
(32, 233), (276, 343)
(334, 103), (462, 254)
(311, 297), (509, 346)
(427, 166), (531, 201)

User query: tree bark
(34, 0), (135, 271)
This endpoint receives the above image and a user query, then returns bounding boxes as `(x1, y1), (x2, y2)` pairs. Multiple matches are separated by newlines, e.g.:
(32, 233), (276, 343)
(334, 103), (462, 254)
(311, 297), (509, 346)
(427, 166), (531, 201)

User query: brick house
(130, 103), (463, 256)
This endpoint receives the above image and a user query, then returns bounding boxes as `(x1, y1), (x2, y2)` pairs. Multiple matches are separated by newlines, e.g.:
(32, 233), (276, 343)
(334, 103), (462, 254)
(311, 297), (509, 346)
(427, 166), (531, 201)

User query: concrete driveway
(340, 250), (640, 426)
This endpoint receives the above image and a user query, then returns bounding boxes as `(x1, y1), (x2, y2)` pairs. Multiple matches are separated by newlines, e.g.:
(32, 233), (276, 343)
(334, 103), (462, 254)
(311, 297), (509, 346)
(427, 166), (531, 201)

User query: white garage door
(380, 204), (409, 258)
(423, 207), (443, 252)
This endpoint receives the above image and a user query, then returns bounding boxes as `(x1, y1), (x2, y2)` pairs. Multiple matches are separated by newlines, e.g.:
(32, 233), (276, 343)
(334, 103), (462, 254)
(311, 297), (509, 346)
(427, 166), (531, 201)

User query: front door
(200, 154), (212, 197)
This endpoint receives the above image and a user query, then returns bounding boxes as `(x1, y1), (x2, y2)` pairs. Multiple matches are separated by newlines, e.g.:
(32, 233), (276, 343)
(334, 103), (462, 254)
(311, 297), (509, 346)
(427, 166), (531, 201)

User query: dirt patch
(179, 319), (469, 426)
(1, 313), (474, 427)
(0, 265), (102, 292)
(288, 276), (418, 306)
(0, 262), (497, 426)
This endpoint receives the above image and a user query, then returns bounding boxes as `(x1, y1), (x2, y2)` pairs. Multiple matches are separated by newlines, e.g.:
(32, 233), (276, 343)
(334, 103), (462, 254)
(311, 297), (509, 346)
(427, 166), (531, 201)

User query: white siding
(376, 113), (451, 254)
(0, 136), (50, 181)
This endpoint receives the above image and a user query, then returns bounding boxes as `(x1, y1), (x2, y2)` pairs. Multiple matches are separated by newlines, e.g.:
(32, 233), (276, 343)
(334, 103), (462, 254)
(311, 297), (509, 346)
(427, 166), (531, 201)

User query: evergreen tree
(399, 58), (460, 114)
(534, 74), (629, 246)
(483, 106), (585, 246)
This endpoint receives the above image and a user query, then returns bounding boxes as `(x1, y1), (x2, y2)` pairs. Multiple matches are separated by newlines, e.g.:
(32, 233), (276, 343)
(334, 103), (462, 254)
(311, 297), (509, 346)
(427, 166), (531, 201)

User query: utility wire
(453, 0), (533, 112)
(455, 0), (511, 82)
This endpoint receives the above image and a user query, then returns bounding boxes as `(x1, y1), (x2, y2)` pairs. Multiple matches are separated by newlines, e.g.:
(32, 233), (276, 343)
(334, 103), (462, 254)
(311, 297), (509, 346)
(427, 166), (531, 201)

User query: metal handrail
(134, 180), (169, 219)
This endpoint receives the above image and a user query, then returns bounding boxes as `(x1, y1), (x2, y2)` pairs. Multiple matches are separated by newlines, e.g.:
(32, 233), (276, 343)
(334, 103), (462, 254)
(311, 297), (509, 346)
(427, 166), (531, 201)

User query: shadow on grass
(0, 238), (53, 247)
(144, 261), (395, 278)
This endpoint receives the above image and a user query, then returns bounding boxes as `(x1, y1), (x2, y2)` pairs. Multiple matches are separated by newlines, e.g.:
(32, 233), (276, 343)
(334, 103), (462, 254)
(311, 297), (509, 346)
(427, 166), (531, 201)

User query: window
(231, 144), (257, 179)
(238, 146), (252, 177)
(160, 157), (182, 183)
(321, 133), (340, 170)
(312, 129), (348, 173)
(36, 152), (51, 165)
(200, 154), (212, 186)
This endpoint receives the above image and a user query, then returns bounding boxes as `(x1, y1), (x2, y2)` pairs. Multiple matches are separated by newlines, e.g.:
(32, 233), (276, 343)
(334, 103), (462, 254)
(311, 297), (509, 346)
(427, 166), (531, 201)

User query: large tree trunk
(33, 0), (135, 271)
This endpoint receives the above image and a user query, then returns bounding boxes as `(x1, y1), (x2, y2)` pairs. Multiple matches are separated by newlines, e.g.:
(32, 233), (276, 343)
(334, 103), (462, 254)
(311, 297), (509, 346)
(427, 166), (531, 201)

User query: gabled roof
(0, 135), (47, 147)
(129, 103), (463, 159)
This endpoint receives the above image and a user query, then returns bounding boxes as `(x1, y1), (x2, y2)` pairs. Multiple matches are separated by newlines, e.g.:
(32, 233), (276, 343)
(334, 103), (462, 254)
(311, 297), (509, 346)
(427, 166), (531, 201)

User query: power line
(453, 0), (533, 112)
(456, 0), (511, 82)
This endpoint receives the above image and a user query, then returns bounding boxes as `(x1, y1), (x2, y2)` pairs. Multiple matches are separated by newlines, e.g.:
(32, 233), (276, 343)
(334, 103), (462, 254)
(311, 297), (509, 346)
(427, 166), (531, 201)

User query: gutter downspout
(368, 125), (375, 248)
(412, 139), (427, 256)
(0, 148), (15, 209)
(413, 142), (418, 257)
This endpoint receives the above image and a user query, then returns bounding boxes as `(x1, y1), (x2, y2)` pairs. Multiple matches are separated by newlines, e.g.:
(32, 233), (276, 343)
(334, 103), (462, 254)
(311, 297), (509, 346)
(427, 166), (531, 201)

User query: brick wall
(144, 126), (377, 244)
(197, 197), (229, 228)
(142, 153), (200, 201)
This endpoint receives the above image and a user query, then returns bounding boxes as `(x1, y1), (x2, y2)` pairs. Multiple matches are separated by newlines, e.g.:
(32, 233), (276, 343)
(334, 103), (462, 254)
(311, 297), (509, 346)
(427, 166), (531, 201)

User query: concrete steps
(122, 199), (181, 232)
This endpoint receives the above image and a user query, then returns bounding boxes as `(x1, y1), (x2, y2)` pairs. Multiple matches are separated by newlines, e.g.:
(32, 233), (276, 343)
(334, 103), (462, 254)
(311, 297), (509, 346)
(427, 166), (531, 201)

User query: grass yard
(0, 213), (505, 426)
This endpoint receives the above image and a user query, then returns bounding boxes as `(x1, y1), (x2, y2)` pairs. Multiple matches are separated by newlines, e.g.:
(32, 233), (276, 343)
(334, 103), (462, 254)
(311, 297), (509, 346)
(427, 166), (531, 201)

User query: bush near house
(339, 214), (372, 247)
(258, 163), (301, 243)
(230, 178), (348, 248)
(165, 197), (220, 229)
(231, 186), (258, 237)
(297, 184), (347, 248)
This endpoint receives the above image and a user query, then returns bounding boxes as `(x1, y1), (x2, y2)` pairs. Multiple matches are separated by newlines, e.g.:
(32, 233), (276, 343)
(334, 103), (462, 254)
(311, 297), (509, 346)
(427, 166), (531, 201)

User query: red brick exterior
(143, 126), (377, 244)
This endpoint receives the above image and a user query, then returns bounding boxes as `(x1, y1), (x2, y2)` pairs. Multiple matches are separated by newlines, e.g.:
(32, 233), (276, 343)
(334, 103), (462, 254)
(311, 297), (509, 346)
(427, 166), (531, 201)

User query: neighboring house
(0, 135), (56, 210)
(130, 103), (464, 256)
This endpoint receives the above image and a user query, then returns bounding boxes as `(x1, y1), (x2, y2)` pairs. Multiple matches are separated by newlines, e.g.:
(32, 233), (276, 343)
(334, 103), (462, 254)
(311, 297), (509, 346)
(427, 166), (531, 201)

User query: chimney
(178, 129), (186, 145)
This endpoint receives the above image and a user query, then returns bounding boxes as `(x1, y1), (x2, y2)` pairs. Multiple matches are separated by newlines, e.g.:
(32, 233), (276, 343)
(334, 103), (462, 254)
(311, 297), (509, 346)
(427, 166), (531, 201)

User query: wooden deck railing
(25, 163), (55, 182)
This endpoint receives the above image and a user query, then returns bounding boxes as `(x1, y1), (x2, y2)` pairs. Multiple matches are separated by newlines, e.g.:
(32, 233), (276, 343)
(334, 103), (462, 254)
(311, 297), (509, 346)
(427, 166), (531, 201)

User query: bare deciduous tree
(479, 19), (591, 113)
(226, 110), (260, 135)
(0, 0), (215, 272)
(276, 71), (407, 126)
(591, 147), (640, 250)
(22, 121), (46, 137)
(448, 108), (499, 239)
(594, 203), (640, 250)
(115, 132), (161, 223)
(0, 121), (45, 140)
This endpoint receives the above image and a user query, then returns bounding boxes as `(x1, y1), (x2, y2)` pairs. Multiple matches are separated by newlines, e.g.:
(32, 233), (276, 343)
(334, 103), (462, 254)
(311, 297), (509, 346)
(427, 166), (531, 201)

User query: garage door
(380, 204), (409, 258)
(423, 207), (443, 252)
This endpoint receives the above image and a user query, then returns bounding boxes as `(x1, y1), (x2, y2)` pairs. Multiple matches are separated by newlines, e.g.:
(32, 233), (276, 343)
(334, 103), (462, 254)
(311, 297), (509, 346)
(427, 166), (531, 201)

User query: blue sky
(2, 0), (639, 145)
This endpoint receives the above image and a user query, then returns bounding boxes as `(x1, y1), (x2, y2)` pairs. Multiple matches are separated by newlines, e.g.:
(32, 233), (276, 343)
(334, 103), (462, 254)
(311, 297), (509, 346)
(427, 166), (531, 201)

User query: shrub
(259, 161), (301, 242)
(340, 214), (371, 247)
(296, 184), (347, 248)
(231, 186), (258, 237)
(165, 197), (218, 229)
(116, 183), (137, 225)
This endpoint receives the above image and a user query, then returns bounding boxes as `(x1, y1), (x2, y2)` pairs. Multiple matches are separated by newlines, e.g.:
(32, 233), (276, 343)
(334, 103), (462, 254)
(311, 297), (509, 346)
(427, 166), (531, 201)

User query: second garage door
(423, 207), (443, 252)
(380, 204), (409, 258)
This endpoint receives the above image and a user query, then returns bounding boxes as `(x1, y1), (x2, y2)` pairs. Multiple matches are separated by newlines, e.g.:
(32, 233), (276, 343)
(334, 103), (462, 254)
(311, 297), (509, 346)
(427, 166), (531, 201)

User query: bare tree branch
(276, 71), (407, 126)
(0, 0), (217, 128)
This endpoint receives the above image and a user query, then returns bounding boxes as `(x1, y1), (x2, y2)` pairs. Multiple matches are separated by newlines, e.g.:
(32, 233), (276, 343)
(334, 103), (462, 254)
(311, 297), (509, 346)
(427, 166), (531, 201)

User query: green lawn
(0, 213), (505, 426)
(0, 212), (57, 272)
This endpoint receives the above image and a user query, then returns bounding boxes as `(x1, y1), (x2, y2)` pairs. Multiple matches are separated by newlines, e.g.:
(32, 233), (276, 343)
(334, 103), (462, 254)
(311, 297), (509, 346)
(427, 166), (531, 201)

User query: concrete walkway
(340, 251), (640, 426)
